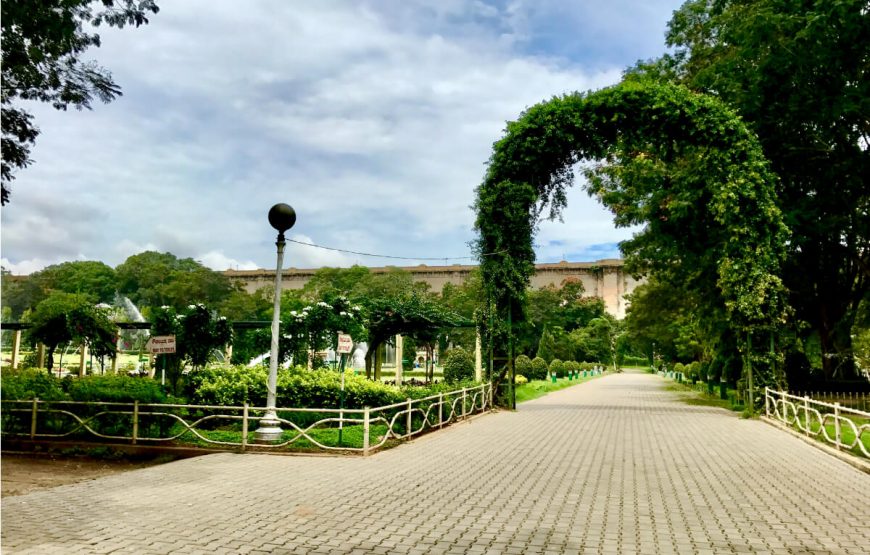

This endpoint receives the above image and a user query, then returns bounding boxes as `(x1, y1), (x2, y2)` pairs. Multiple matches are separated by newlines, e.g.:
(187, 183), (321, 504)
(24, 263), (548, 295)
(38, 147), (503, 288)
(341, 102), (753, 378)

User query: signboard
(336, 333), (353, 354)
(147, 335), (177, 354)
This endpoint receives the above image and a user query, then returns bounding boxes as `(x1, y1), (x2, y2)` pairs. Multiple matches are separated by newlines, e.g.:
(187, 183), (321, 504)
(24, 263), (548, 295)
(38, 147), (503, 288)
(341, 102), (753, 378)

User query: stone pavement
(3, 372), (869, 554)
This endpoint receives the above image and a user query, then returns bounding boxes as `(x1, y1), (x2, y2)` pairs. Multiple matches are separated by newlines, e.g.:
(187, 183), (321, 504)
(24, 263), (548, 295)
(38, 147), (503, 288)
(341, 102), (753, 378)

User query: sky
(1, 0), (682, 275)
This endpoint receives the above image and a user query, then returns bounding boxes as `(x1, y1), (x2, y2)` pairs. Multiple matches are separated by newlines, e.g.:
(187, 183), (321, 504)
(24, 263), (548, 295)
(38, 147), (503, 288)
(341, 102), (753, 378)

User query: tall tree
(115, 251), (234, 310)
(647, 0), (869, 379)
(1, 0), (159, 204)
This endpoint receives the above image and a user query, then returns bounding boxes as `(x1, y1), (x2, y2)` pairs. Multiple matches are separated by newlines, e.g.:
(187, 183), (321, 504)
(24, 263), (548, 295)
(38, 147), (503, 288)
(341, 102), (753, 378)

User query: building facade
(224, 259), (641, 318)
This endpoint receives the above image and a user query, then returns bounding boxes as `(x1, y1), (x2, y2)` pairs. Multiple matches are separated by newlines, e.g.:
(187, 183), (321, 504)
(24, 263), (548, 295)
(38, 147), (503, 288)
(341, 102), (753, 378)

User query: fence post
(764, 388), (770, 418)
(462, 388), (467, 419)
(803, 396), (810, 436)
(241, 403), (248, 452)
(406, 398), (412, 437)
(363, 406), (370, 456)
(132, 400), (139, 445)
(30, 398), (38, 439)
(438, 393), (443, 428)
(489, 382), (493, 411)
(834, 402), (841, 450)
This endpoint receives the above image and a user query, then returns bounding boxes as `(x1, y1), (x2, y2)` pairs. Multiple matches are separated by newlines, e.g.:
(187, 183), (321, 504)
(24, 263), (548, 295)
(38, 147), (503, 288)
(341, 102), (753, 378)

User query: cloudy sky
(1, 0), (681, 274)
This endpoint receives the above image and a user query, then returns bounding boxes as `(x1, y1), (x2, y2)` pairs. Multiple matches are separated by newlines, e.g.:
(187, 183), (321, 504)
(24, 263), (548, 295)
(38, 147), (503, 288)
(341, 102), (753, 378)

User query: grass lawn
(168, 422), (395, 451)
(515, 372), (606, 404)
(661, 378), (747, 413)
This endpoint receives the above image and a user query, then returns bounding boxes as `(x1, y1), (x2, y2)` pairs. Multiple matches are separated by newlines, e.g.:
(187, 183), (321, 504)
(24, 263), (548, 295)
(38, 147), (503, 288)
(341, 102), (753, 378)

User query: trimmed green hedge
(188, 365), (406, 409)
(442, 348), (475, 384)
(0, 369), (165, 403)
(530, 357), (549, 380)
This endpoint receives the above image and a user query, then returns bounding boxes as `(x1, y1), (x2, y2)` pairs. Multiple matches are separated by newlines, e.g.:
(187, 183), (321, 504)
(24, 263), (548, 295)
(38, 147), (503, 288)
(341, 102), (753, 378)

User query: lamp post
(255, 203), (296, 442)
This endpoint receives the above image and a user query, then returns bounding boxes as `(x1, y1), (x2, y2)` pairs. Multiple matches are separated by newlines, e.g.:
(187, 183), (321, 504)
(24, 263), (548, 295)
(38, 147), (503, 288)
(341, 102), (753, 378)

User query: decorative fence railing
(764, 388), (870, 459)
(1, 383), (493, 455)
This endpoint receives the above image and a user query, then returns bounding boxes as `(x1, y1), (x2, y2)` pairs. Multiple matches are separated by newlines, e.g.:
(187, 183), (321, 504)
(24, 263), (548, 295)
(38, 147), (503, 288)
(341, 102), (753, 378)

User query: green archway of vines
(474, 80), (789, 388)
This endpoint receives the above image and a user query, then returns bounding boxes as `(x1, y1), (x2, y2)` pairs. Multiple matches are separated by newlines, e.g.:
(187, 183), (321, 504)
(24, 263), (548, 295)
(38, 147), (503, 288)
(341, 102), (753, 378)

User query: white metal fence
(1, 383), (493, 455)
(764, 388), (870, 458)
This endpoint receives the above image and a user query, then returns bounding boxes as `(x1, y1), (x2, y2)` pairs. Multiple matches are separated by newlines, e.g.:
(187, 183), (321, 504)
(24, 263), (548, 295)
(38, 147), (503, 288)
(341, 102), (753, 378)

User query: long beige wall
(224, 259), (642, 318)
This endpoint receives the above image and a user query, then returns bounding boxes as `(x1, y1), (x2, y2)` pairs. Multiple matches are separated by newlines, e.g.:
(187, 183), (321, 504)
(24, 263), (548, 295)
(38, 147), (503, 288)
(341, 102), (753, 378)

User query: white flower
(317, 301), (330, 307)
(188, 304), (196, 309)
(161, 305), (169, 310)
(219, 316), (227, 320)
(352, 306), (361, 311)
(340, 311), (348, 316)
(290, 311), (298, 317)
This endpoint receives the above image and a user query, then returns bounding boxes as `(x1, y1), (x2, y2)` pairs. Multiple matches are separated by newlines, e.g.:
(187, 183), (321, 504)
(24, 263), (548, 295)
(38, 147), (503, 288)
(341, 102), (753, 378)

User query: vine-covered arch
(474, 80), (789, 387)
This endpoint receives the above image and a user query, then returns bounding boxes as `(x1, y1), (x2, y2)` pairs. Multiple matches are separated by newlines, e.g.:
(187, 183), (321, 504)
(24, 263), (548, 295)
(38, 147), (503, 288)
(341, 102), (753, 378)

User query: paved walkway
(3, 372), (869, 554)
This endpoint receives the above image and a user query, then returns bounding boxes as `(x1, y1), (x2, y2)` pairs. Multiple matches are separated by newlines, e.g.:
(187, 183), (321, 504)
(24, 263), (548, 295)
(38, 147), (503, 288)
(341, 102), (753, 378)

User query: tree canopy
(1, 0), (159, 204)
(638, 0), (869, 380)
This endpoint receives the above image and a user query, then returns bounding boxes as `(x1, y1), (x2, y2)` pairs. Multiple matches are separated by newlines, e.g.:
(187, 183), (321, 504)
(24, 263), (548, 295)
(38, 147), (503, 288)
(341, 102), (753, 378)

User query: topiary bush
(549, 358), (565, 379)
(514, 375), (528, 385)
(515, 355), (532, 380)
(530, 357), (549, 381)
(442, 348), (475, 384)
(564, 360), (580, 375)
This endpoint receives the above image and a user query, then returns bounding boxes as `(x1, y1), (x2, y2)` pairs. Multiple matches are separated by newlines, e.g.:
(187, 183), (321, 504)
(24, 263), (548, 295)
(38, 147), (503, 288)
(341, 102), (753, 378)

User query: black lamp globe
(268, 203), (296, 234)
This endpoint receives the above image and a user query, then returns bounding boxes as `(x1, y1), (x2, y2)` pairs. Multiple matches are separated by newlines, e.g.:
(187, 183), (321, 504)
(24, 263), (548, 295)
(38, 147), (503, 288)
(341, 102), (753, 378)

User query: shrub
(549, 358), (565, 378)
(514, 375), (528, 385)
(530, 357), (549, 381)
(515, 355), (532, 379)
(442, 348), (474, 384)
(0, 368), (67, 401)
(65, 375), (166, 403)
(189, 365), (406, 409)
(580, 362), (593, 371)
(564, 360), (580, 375)
(688, 361), (701, 382)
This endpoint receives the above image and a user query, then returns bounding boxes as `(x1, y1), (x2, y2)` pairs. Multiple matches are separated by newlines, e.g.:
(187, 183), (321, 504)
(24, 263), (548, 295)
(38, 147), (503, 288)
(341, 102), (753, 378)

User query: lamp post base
(254, 411), (283, 442)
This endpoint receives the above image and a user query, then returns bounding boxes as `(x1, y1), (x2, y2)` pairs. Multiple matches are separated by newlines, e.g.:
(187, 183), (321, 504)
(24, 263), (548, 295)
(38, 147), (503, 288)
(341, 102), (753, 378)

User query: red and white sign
(336, 333), (353, 354)
(148, 335), (177, 354)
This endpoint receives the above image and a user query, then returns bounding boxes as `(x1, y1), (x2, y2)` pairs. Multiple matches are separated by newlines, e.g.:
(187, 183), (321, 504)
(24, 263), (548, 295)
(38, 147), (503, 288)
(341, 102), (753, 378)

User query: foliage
(564, 360), (580, 375)
(363, 291), (468, 379)
(27, 291), (117, 372)
(514, 375), (528, 386)
(115, 251), (234, 311)
(474, 79), (789, 392)
(515, 355), (533, 380)
(548, 359), (565, 379)
(536, 326), (556, 362)
(530, 357), (549, 381)
(1, 0), (159, 204)
(442, 348), (475, 384)
(65, 375), (165, 403)
(188, 365), (407, 409)
(280, 295), (365, 368)
(0, 368), (67, 401)
(656, 0), (869, 380)
(150, 304), (232, 394)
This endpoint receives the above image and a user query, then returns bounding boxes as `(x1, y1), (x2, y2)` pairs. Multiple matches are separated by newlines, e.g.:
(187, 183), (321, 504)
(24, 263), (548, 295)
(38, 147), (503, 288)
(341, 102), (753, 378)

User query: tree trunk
(46, 346), (55, 372)
(364, 347), (373, 379)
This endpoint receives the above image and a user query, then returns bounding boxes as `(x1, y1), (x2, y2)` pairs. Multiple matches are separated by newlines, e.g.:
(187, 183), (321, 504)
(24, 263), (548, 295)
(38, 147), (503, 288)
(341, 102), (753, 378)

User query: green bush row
(1, 368), (166, 403)
(515, 355), (605, 381)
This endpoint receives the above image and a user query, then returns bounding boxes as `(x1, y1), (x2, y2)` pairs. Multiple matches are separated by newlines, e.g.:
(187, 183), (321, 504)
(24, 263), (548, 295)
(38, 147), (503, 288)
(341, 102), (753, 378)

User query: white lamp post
(255, 203), (296, 442)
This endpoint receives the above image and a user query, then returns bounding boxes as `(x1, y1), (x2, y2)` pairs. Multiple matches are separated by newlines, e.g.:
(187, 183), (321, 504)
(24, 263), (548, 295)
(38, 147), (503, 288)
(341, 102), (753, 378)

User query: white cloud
(197, 250), (259, 272)
(1, 1), (680, 273)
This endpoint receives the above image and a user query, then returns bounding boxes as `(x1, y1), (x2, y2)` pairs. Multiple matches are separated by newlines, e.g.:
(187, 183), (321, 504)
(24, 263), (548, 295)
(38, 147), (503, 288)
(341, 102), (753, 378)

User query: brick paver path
(3, 372), (869, 554)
